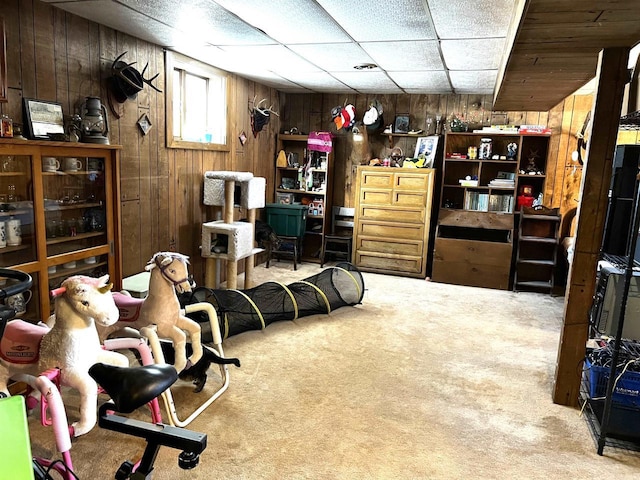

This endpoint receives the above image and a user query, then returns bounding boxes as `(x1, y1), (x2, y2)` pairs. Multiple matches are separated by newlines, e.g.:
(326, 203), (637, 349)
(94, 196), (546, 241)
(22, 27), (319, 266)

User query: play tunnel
(183, 262), (364, 341)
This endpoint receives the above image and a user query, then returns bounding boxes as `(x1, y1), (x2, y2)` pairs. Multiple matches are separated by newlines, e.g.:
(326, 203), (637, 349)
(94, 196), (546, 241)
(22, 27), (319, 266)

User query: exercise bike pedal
(115, 460), (134, 480)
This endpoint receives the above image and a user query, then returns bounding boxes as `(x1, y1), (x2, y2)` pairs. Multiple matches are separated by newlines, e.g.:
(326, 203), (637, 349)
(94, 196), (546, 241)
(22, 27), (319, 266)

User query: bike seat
(89, 363), (178, 413)
(112, 291), (143, 322)
(0, 320), (48, 364)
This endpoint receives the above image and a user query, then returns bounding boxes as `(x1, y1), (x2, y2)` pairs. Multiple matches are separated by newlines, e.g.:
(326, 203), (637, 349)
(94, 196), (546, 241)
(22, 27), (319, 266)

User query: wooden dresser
(352, 166), (435, 278)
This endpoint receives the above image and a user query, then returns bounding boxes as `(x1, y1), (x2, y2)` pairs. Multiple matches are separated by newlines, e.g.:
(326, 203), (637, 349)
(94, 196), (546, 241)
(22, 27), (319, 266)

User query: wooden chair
(320, 206), (355, 267)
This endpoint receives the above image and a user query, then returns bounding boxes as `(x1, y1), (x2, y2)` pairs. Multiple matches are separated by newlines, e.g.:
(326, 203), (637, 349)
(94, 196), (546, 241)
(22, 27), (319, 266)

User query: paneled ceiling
(494, 0), (640, 111)
(42, 0), (522, 95)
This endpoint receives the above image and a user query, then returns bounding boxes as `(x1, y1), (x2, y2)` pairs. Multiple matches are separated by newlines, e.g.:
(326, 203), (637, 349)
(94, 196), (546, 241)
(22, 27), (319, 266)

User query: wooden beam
(553, 47), (630, 406)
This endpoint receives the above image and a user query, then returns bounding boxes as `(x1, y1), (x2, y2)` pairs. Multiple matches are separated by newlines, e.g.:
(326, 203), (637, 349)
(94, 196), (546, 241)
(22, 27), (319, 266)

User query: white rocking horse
(0, 274), (129, 437)
(97, 252), (203, 372)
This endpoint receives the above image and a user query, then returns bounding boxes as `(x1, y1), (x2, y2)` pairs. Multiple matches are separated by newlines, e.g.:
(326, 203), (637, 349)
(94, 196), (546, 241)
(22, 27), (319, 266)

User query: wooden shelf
(46, 231), (104, 245)
(49, 260), (107, 280)
(44, 201), (102, 212)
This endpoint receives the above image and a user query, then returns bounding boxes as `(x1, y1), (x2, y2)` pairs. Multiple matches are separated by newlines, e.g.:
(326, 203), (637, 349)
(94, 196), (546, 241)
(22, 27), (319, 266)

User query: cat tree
(202, 171), (266, 289)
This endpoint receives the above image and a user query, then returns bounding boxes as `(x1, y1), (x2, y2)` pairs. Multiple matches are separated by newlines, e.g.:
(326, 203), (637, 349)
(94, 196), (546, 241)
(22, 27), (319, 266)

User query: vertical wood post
(553, 48), (630, 406)
(244, 208), (256, 289)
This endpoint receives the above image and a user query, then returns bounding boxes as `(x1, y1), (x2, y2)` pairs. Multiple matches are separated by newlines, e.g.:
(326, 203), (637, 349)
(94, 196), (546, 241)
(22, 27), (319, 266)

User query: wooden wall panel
(3, 2), (598, 282)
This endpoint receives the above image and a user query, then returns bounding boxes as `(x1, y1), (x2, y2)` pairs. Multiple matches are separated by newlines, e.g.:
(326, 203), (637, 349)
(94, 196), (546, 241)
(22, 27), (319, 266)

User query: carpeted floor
(27, 262), (640, 479)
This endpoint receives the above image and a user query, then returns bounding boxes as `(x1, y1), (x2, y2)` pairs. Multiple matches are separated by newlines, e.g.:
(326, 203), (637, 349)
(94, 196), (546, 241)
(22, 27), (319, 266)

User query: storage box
(265, 203), (308, 237)
(586, 359), (640, 407)
(276, 193), (294, 204)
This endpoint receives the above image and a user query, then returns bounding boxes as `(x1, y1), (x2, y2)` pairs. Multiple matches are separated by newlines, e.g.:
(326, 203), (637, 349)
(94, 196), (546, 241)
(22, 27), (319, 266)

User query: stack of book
(488, 178), (515, 189)
(488, 194), (514, 213)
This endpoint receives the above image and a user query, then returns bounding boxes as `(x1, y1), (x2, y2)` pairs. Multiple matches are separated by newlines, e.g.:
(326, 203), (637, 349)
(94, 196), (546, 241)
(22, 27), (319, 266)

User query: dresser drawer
(358, 221), (424, 240)
(356, 236), (423, 256)
(395, 172), (431, 190)
(360, 206), (425, 224)
(360, 171), (393, 189)
(394, 190), (428, 207)
(355, 251), (424, 274)
(360, 188), (392, 205)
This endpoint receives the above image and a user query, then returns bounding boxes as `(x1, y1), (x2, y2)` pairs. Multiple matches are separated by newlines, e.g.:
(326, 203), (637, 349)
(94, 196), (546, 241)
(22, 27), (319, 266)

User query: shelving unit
(275, 134), (333, 262)
(432, 132), (550, 290)
(580, 172), (640, 455)
(513, 210), (561, 292)
(0, 139), (122, 319)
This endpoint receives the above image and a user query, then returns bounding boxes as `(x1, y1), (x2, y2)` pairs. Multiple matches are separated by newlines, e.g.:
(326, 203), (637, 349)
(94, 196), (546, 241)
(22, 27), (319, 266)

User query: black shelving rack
(580, 168), (640, 454)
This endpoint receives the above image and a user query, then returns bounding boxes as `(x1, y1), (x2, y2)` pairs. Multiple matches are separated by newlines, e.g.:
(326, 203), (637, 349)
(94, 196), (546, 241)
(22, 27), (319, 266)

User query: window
(166, 50), (228, 150)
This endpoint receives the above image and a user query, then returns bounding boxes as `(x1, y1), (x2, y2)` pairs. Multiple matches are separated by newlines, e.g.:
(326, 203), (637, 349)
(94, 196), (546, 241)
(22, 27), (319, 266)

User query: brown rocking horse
(97, 252), (203, 372)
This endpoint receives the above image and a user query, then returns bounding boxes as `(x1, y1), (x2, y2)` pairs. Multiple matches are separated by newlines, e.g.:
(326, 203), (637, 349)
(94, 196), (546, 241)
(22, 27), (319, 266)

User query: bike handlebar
(0, 268), (33, 301)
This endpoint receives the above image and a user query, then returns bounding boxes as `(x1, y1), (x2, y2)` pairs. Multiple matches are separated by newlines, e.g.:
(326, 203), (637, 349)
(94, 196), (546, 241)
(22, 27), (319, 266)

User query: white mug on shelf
(42, 156), (60, 172)
(6, 217), (21, 246)
(5, 290), (32, 317)
(0, 221), (5, 248)
(63, 157), (82, 172)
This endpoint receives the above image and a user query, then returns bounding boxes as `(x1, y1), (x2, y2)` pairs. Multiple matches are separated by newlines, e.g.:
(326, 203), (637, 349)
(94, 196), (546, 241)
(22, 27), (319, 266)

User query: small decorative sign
(239, 131), (247, 146)
(137, 113), (152, 135)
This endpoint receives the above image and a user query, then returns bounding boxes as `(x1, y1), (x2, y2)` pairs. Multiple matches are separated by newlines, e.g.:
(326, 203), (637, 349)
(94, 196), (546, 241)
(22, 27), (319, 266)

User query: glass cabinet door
(0, 154), (36, 267)
(43, 155), (107, 257)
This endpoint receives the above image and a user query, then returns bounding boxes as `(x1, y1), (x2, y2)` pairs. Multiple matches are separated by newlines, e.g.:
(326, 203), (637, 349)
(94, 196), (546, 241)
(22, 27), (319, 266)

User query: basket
(585, 359), (640, 407)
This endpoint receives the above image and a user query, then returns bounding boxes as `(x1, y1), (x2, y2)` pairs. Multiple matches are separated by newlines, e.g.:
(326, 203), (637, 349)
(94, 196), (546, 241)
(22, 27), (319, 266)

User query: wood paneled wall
(2, 0), (597, 284)
(0, 0), (279, 283)
(279, 92), (593, 220)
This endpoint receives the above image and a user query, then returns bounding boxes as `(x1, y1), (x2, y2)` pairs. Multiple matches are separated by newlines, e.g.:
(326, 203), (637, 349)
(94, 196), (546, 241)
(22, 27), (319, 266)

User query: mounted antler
(108, 52), (162, 105)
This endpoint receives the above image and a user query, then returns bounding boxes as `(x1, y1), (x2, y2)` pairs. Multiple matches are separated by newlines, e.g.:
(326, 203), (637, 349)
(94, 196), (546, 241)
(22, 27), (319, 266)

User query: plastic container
(265, 203), (308, 237)
(585, 359), (640, 407)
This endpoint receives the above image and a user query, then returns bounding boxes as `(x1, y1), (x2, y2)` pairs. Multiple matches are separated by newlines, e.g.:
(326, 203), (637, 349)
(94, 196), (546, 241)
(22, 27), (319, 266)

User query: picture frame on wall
(22, 98), (65, 140)
(394, 114), (410, 134)
(413, 135), (440, 168)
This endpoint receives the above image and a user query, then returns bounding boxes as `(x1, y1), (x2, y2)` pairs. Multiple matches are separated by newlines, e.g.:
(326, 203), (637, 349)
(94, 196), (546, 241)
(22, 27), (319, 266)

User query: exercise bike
(0, 268), (207, 480)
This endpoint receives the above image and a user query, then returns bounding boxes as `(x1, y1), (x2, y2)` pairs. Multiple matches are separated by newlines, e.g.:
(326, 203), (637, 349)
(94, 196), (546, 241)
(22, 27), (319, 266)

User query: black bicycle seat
(89, 363), (178, 413)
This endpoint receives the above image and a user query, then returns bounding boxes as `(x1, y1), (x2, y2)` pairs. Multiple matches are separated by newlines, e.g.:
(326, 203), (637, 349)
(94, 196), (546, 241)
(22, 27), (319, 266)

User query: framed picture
(413, 135), (440, 168)
(22, 98), (65, 140)
(0, 17), (7, 103)
(137, 113), (152, 135)
(394, 114), (410, 134)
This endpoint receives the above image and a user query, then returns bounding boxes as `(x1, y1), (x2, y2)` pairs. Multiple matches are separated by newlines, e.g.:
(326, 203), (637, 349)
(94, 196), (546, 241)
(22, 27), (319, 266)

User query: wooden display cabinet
(0, 139), (121, 321)
(432, 132), (550, 290)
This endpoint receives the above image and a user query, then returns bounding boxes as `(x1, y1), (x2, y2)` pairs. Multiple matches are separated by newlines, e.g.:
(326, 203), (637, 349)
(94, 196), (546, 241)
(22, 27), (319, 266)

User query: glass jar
(1, 115), (13, 138)
(478, 138), (493, 160)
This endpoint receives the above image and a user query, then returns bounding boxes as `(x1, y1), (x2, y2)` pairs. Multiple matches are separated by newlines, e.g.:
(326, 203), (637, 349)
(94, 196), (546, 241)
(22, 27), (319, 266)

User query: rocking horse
(0, 274), (129, 437)
(97, 252), (203, 372)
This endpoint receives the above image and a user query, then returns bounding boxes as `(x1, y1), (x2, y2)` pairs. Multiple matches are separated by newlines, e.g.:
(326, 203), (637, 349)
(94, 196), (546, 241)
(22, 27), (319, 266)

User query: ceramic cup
(63, 157), (82, 172)
(42, 156), (60, 172)
(0, 221), (5, 248)
(86, 158), (103, 172)
(6, 217), (21, 246)
(5, 291), (32, 317)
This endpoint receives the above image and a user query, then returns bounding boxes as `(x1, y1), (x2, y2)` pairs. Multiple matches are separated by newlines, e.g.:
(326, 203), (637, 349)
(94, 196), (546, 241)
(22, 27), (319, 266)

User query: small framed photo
(22, 98), (65, 140)
(394, 114), (410, 134)
(413, 135), (440, 167)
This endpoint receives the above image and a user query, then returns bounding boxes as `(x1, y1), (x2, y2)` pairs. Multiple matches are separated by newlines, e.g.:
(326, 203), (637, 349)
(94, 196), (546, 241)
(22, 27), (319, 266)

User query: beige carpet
(27, 262), (640, 479)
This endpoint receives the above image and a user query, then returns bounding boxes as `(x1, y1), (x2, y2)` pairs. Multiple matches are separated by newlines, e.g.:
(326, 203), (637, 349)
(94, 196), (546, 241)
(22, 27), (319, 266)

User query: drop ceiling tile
(117, 0), (274, 45)
(211, 0), (351, 44)
(317, 0), (436, 42)
(361, 41), (443, 71)
(220, 45), (322, 74)
(48, 1), (179, 46)
(441, 38), (505, 70)
(429, 0), (516, 39)
(287, 43), (375, 72)
(388, 71), (451, 92)
(331, 71), (402, 93)
(449, 70), (498, 93)
(280, 71), (354, 93)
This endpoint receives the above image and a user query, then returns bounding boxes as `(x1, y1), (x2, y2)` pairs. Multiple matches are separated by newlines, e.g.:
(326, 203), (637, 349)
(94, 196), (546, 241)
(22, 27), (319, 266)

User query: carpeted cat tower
(202, 171), (266, 289)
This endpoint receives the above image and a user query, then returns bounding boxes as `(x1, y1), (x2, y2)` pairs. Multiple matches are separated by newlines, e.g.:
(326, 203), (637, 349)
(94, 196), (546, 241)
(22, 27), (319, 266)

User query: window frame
(165, 50), (230, 151)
